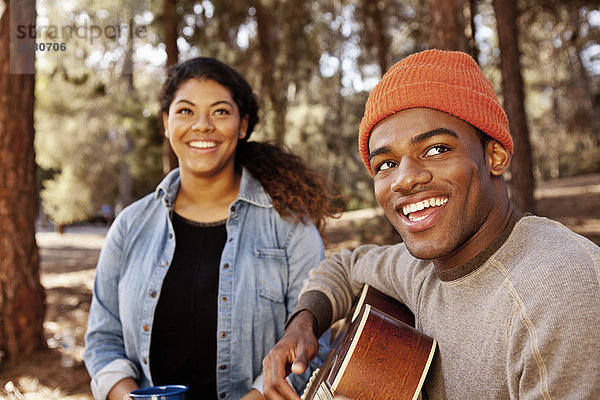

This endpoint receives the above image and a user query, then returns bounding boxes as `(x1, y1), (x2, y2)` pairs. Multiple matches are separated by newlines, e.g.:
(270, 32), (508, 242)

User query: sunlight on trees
(30, 0), (600, 226)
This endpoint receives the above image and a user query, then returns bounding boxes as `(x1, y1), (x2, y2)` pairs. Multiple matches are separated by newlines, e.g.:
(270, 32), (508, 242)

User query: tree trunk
(254, 2), (277, 141)
(427, 0), (470, 52)
(118, 20), (135, 211)
(566, 8), (600, 139)
(468, 0), (479, 60)
(0, 0), (46, 359)
(163, 0), (179, 173)
(361, 0), (390, 75)
(254, 1), (288, 146)
(492, 0), (535, 212)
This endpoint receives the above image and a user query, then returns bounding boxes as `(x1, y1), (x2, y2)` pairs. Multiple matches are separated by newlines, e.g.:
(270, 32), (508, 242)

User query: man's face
(368, 108), (498, 263)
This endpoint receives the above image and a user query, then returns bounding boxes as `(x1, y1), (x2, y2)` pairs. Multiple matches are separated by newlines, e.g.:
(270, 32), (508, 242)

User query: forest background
(1, 0), (600, 398)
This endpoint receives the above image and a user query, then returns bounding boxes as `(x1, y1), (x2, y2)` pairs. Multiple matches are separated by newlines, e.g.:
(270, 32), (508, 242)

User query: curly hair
(236, 141), (342, 234)
(160, 57), (342, 233)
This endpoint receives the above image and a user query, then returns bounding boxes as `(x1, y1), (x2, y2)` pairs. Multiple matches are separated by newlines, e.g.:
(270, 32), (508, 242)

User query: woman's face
(162, 78), (248, 180)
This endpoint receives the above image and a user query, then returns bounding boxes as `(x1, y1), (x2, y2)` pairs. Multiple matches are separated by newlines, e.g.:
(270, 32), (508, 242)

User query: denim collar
(154, 168), (272, 210)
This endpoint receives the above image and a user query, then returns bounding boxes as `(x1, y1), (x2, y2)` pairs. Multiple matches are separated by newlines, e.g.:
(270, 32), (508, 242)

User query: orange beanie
(358, 49), (512, 175)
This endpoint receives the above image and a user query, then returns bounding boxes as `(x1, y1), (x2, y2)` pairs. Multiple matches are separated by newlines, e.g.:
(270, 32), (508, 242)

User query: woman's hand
(106, 377), (139, 400)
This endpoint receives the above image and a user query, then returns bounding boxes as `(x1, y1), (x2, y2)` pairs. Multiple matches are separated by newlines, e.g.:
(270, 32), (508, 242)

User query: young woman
(83, 57), (339, 400)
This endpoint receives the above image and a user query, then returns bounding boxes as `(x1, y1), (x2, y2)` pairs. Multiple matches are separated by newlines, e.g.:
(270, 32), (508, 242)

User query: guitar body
(302, 285), (436, 400)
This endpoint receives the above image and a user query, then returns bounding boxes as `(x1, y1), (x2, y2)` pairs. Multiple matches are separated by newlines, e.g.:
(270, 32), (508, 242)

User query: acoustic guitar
(301, 284), (436, 400)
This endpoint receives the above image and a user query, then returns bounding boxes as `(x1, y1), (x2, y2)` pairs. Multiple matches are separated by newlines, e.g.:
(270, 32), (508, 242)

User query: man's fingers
(263, 311), (320, 399)
(263, 350), (301, 400)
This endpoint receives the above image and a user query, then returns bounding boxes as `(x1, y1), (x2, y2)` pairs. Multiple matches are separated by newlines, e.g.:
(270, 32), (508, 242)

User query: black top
(150, 212), (227, 399)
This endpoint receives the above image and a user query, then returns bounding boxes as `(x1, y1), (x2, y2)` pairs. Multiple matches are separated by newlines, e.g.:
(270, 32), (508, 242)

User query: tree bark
(492, 0), (535, 212)
(163, 0), (179, 173)
(361, 0), (390, 75)
(254, 1), (288, 146)
(468, 0), (479, 60)
(0, 0), (46, 359)
(119, 19), (135, 210)
(427, 0), (470, 52)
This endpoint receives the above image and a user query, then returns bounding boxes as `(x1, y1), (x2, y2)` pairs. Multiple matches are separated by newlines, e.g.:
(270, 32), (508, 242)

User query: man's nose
(390, 157), (433, 193)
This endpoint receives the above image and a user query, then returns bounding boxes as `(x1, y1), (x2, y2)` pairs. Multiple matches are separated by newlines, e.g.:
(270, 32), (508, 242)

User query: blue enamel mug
(129, 385), (188, 399)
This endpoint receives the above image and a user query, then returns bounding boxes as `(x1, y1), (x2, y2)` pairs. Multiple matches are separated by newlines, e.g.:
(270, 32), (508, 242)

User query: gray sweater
(297, 216), (600, 399)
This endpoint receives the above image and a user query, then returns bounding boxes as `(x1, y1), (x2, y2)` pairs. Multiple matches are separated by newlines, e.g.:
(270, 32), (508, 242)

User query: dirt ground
(0, 174), (599, 400)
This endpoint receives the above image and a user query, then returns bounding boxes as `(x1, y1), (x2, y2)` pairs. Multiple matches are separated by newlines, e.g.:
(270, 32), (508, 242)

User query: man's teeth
(402, 197), (448, 216)
(189, 140), (217, 149)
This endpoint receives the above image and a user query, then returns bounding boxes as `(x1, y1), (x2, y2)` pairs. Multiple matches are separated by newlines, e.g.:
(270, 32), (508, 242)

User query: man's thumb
(290, 352), (309, 375)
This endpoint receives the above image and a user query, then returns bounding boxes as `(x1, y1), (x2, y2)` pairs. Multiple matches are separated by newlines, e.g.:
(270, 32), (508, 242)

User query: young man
(262, 50), (600, 399)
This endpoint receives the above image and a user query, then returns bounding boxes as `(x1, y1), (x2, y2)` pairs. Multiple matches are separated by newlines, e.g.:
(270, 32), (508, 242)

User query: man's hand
(263, 310), (320, 400)
(240, 389), (265, 399)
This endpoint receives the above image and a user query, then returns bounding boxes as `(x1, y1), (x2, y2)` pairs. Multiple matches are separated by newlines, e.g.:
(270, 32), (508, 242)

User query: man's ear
(162, 112), (169, 139)
(485, 139), (511, 176)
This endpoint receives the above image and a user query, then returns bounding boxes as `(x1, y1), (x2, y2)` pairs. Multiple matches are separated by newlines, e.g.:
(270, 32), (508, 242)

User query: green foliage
(35, 0), (165, 224)
(40, 167), (92, 225)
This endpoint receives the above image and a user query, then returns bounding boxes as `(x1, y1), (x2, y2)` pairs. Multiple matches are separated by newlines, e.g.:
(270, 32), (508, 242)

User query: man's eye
(376, 161), (396, 172)
(425, 145), (449, 157)
(177, 108), (192, 115)
(214, 109), (230, 115)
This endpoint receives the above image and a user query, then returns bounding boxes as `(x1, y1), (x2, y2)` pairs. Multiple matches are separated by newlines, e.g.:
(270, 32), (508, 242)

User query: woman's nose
(192, 114), (213, 131)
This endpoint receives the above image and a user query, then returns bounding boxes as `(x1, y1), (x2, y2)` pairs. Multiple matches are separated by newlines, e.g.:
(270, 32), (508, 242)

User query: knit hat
(358, 49), (512, 175)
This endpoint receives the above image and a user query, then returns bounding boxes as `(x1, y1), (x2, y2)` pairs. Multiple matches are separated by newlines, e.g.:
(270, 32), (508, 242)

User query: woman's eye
(425, 145), (449, 157)
(376, 161), (396, 172)
(176, 108), (192, 115)
(214, 108), (230, 116)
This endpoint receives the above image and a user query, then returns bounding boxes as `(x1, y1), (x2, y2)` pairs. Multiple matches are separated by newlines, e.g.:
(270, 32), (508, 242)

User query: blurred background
(25, 0), (600, 224)
(1, 0), (599, 398)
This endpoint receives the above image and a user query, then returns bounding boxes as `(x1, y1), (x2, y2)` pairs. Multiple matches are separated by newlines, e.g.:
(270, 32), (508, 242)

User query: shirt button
(143, 324), (150, 332)
(169, 233), (173, 239)
(219, 364), (227, 370)
(161, 260), (168, 267)
(220, 393), (226, 398)
(223, 263), (229, 269)
(150, 291), (157, 298)
(221, 296), (227, 302)
(230, 206), (236, 212)
(219, 331), (227, 338)
(142, 357), (148, 364)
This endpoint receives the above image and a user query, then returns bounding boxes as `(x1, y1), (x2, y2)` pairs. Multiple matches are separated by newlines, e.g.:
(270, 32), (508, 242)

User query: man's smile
(401, 196), (448, 221)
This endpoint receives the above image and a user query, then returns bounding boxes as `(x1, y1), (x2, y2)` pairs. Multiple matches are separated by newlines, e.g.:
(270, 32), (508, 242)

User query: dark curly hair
(160, 57), (342, 233)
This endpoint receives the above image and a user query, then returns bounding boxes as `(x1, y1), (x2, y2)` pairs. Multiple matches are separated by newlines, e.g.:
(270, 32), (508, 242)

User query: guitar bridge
(314, 381), (334, 400)
(302, 368), (334, 400)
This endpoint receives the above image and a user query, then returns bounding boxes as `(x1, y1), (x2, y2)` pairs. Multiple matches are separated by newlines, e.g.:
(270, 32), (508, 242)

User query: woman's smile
(187, 140), (218, 150)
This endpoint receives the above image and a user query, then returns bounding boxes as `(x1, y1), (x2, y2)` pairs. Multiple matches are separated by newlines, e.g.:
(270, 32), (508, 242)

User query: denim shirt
(84, 168), (328, 399)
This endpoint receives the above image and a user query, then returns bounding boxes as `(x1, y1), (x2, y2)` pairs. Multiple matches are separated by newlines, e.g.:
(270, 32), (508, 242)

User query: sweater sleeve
(293, 244), (397, 334)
